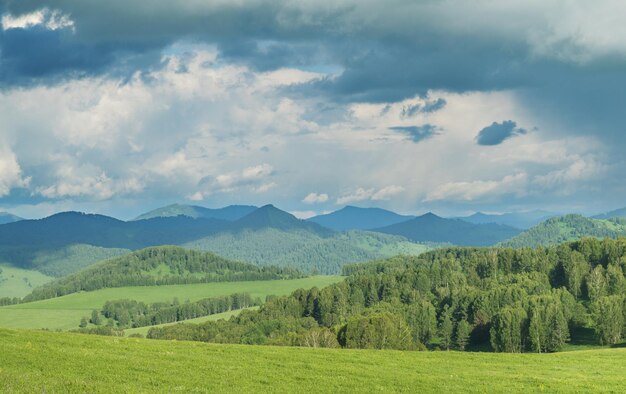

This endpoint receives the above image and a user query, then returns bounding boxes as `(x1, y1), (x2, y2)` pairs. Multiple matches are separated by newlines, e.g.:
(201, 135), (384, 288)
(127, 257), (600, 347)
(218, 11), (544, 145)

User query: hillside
(459, 210), (555, 229)
(185, 229), (433, 274)
(2, 329), (626, 392)
(374, 212), (520, 246)
(501, 214), (626, 248)
(23, 246), (302, 302)
(0, 212), (23, 225)
(308, 206), (414, 231)
(134, 204), (257, 221)
(0, 212), (228, 276)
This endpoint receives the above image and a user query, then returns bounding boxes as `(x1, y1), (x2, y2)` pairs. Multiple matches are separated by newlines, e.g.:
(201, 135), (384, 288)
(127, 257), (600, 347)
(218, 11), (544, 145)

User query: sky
(0, 0), (625, 220)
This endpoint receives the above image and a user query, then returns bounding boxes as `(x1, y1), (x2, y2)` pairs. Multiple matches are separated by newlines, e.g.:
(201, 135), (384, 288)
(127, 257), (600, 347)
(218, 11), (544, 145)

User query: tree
(587, 265), (607, 301)
(439, 305), (454, 350)
(79, 317), (88, 328)
(592, 296), (624, 345)
(90, 309), (101, 325)
(490, 306), (527, 353)
(342, 313), (413, 350)
(562, 251), (588, 299)
(455, 319), (471, 351)
(406, 300), (437, 345)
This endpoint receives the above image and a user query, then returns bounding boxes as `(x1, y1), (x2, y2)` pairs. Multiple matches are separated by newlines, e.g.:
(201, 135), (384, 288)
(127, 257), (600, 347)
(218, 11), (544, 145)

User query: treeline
(0, 297), (21, 306)
(24, 246), (302, 302)
(148, 237), (626, 352)
(91, 293), (260, 329)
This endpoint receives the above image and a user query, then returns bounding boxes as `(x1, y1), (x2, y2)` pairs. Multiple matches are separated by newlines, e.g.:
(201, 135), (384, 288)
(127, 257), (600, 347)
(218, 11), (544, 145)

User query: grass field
(2, 328), (626, 393)
(0, 265), (53, 298)
(0, 276), (341, 331)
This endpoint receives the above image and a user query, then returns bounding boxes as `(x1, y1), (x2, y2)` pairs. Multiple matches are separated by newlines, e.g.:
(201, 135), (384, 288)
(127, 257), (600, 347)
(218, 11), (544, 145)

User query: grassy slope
(0, 264), (53, 298)
(2, 329), (626, 393)
(0, 276), (341, 330)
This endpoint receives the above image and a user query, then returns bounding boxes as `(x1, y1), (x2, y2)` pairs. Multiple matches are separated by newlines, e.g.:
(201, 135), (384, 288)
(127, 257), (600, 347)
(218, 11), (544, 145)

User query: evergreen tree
(455, 319), (471, 351)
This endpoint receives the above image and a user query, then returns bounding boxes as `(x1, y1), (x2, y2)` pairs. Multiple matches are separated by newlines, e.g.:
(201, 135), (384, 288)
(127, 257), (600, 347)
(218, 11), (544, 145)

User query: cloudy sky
(0, 0), (624, 219)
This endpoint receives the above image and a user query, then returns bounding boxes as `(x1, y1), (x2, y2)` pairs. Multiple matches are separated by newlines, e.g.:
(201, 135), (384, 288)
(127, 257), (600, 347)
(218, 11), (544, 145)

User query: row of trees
(148, 237), (626, 352)
(84, 293), (260, 329)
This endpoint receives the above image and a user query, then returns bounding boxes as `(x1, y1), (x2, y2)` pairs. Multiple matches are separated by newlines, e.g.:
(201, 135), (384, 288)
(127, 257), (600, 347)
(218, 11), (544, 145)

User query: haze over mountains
(0, 212), (23, 225)
(458, 210), (555, 230)
(134, 204), (257, 221)
(308, 206), (414, 231)
(374, 212), (521, 246)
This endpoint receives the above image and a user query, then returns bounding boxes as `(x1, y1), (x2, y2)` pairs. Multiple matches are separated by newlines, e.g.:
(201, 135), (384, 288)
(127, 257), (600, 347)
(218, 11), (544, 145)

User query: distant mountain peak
(236, 205), (332, 235)
(134, 204), (257, 221)
(308, 205), (414, 231)
(0, 211), (24, 225)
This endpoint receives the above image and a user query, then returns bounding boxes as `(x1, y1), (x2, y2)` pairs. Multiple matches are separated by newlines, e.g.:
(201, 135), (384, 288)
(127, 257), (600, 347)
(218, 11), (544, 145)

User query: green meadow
(2, 328), (626, 393)
(0, 264), (53, 298)
(0, 276), (341, 331)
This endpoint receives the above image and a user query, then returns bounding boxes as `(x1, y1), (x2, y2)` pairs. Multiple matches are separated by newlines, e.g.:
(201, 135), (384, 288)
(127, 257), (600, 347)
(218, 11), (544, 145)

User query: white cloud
(242, 164), (274, 180)
(372, 185), (405, 201)
(302, 192), (329, 204)
(337, 186), (404, 205)
(187, 191), (204, 201)
(425, 173), (529, 202)
(1, 9), (74, 31)
(290, 210), (317, 219)
(0, 148), (30, 197)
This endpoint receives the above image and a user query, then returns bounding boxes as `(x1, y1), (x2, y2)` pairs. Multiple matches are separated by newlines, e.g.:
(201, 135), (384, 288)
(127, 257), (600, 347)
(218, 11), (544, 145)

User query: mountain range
(2, 203), (626, 277)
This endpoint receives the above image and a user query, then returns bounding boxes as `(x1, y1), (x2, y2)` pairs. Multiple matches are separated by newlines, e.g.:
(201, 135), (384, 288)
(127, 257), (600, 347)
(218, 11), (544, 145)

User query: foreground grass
(0, 276), (341, 330)
(2, 328), (626, 393)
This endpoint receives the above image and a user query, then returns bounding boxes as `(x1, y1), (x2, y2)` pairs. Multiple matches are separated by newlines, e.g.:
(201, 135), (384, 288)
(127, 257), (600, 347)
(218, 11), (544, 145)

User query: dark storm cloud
(476, 121), (527, 146)
(1, 0), (626, 148)
(389, 124), (439, 143)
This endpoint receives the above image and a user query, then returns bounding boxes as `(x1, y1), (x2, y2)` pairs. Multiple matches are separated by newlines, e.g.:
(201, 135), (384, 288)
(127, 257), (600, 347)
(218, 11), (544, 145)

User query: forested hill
(374, 212), (520, 246)
(23, 246), (302, 302)
(185, 230), (434, 274)
(501, 214), (626, 248)
(149, 237), (626, 353)
(308, 206), (414, 231)
(133, 204), (257, 221)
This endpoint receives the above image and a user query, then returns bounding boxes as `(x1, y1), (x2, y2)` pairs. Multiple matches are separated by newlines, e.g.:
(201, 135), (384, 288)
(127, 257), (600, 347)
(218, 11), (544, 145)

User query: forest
(148, 237), (626, 352)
